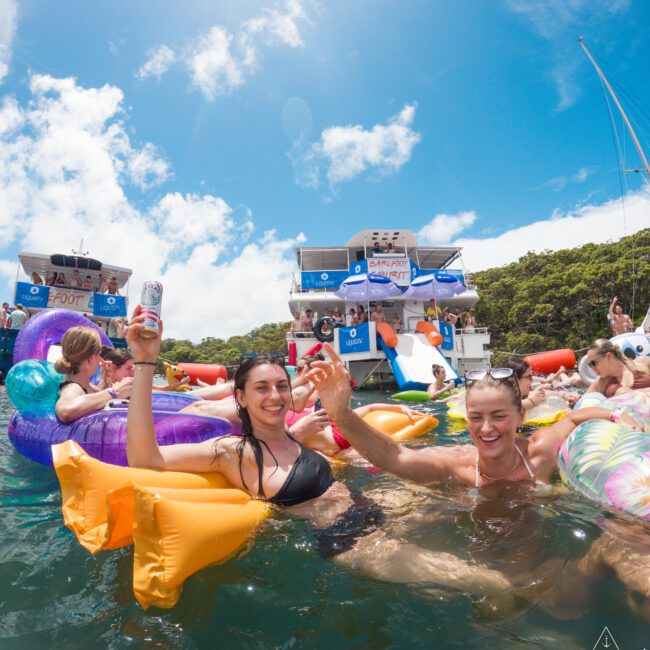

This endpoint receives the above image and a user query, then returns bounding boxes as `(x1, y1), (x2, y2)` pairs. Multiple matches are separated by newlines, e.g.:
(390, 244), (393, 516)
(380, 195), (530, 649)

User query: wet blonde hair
(588, 338), (632, 367)
(54, 327), (102, 375)
(466, 374), (522, 410)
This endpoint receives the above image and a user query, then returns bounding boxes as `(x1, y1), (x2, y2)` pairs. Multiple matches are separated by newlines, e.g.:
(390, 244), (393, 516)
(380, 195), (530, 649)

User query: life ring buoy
(313, 317), (335, 343)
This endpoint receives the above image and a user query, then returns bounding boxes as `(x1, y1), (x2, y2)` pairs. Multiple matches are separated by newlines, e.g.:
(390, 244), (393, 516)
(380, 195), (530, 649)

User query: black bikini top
(59, 380), (89, 394)
(266, 436), (334, 507)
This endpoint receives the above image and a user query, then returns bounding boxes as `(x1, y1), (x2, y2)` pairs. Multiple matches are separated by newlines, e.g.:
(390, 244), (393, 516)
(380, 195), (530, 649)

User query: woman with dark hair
(586, 338), (650, 397)
(98, 345), (135, 389)
(126, 307), (522, 595)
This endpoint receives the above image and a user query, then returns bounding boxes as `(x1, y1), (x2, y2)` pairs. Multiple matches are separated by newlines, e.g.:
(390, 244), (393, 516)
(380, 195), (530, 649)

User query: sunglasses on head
(465, 368), (515, 383)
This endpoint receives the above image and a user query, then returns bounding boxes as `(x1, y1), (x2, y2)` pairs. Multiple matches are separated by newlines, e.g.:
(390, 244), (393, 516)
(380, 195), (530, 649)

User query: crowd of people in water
(29, 270), (122, 295)
(44, 297), (650, 618)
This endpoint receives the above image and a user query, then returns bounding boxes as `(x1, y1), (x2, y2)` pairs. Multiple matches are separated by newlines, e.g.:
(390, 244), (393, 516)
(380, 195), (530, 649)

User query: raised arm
(306, 343), (461, 484)
(608, 296), (617, 317)
(126, 306), (220, 473)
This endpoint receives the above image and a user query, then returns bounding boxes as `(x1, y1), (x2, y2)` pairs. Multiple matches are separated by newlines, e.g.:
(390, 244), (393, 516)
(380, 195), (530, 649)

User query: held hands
(127, 304), (163, 362)
(305, 343), (353, 422)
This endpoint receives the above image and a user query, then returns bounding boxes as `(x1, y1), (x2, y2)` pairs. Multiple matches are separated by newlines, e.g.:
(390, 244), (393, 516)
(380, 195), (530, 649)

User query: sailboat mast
(579, 36), (650, 180)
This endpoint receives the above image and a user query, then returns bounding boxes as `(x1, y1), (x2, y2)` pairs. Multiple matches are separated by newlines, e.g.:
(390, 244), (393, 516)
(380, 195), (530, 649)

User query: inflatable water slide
(376, 322), (459, 391)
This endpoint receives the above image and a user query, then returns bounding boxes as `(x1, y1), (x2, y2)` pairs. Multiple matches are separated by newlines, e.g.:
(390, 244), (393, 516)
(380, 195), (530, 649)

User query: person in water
(305, 343), (642, 487)
(427, 364), (456, 400)
(97, 346), (135, 390)
(125, 307), (527, 597)
(585, 338), (650, 397)
(54, 327), (133, 422)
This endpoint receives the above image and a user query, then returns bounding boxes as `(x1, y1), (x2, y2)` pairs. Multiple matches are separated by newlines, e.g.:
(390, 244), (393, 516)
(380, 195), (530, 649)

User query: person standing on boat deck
(332, 307), (345, 327)
(346, 308), (358, 327)
(81, 275), (94, 291)
(391, 313), (402, 333)
(290, 312), (302, 337)
(425, 298), (441, 322)
(55, 273), (67, 286)
(300, 309), (314, 336)
(356, 305), (368, 324)
(69, 270), (82, 289)
(462, 309), (477, 332)
(45, 272), (58, 286)
(607, 296), (633, 336)
(0, 302), (10, 329)
(371, 242), (383, 255)
(9, 304), (28, 330)
(96, 273), (108, 293)
(371, 303), (385, 323)
(30, 272), (43, 285)
(107, 277), (120, 295)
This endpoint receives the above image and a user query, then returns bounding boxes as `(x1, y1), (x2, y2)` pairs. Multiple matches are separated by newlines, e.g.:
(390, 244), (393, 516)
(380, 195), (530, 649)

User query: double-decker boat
(287, 229), (491, 390)
(0, 249), (131, 377)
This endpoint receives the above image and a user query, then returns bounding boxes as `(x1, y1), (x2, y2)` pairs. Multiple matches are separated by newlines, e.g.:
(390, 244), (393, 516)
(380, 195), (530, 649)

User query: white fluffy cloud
(452, 188), (650, 272)
(137, 0), (310, 100)
(0, 0), (18, 84)
(418, 211), (477, 245)
(136, 45), (176, 80)
(0, 74), (303, 340)
(291, 104), (421, 192)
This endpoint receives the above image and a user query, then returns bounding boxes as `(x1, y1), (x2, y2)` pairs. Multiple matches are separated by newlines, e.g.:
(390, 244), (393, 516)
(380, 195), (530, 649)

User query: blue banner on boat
(348, 259), (368, 276)
(439, 321), (454, 350)
(301, 270), (349, 290)
(339, 322), (370, 354)
(14, 282), (50, 308)
(92, 293), (127, 317)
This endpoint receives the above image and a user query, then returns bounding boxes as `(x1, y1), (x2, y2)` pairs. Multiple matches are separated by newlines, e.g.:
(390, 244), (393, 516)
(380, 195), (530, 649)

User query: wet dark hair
(466, 373), (522, 410)
(217, 354), (293, 498)
(502, 358), (531, 380)
(100, 345), (133, 368)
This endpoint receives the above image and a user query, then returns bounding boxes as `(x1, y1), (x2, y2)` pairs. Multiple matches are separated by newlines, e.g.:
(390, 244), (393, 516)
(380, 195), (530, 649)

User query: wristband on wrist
(610, 409), (623, 423)
(134, 361), (157, 366)
(108, 388), (117, 399)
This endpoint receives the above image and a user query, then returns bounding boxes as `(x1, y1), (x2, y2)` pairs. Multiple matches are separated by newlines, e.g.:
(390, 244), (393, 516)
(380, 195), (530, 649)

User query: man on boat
(0, 302), (9, 329)
(608, 296), (633, 335)
(9, 304), (28, 330)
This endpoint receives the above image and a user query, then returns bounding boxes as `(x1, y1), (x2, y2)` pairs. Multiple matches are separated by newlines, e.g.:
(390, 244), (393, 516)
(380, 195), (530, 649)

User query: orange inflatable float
(177, 363), (228, 386)
(524, 349), (576, 374)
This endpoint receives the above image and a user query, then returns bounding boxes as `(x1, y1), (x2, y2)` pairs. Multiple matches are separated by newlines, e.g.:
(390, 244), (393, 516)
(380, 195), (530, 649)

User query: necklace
(479, 449), (520, 482)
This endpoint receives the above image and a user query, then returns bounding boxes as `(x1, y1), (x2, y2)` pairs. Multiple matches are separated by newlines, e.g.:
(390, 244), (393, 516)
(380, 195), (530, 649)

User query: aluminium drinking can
(139, 281), (163, 338)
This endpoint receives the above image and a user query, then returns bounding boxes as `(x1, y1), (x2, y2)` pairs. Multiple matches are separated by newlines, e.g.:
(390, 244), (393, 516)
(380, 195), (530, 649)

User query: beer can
(139, 281), (163, 338)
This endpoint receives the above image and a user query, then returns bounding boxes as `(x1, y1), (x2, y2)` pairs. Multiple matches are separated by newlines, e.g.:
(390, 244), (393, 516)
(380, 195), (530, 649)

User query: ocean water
(1, 386), (649, 649)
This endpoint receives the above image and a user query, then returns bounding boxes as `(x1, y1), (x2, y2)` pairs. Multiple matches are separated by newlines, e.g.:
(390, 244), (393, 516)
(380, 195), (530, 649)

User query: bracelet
(610, 409), (623, 423)
(134, 361), (157, 366)
(108, 388), (117, 399)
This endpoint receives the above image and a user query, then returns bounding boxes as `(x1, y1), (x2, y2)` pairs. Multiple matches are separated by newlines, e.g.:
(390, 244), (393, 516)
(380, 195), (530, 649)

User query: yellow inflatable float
(447, 394), (569, 426)
(52, 409), (437, 610)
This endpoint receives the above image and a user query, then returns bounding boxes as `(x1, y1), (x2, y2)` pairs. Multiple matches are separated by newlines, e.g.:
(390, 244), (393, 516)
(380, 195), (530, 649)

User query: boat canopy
(18, 252), (132, 288)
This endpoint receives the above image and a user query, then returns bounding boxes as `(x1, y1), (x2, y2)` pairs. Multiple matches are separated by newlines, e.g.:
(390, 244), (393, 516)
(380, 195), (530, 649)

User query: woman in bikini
(54, 327), (132, 422)
(585, 338), (650, 397)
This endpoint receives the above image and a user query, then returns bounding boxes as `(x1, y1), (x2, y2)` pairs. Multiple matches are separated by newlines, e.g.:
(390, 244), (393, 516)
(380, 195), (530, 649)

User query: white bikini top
(474, 444), (536, 487)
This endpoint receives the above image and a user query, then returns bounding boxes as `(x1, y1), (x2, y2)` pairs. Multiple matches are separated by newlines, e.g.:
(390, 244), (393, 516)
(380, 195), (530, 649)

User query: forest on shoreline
(160, 229), (649, 369)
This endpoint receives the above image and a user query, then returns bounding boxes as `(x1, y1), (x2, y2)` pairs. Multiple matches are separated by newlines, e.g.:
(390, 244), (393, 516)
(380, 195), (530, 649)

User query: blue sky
(0, 0), (648, 339)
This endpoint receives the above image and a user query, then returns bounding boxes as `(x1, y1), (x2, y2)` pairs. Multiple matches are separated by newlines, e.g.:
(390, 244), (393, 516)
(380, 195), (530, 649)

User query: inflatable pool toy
(156, 361), (193, 392)
(6, 357), (225, 466)
(53, 440), (270, 609)
(524, 349), (576, 375)
(362, 410), (438, 441)
(559, 420), (650, 521)
(391, 390), (431, 402)
(177, 362), (228, 386)
(447, 394), (569, 426)
(574, 390), (650, 428)
(286, 406), (438, 443)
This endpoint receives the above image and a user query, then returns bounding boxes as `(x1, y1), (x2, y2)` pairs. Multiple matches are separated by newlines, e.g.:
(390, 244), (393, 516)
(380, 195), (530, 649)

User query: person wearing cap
(10, 304), (28, 330)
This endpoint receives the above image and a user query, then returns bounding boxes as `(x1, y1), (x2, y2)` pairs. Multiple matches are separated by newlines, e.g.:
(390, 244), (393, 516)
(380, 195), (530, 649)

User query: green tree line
(159, 229), (649, 371)
(470, 228), (649, 363)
